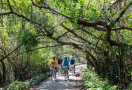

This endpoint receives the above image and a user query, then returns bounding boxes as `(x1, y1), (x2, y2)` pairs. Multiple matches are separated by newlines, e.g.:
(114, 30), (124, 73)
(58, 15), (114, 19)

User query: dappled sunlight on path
(35, 65), (84, 90)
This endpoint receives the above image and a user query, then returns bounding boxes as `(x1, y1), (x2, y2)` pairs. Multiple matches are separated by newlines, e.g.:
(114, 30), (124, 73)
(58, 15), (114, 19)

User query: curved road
(35, 65), (85, 90)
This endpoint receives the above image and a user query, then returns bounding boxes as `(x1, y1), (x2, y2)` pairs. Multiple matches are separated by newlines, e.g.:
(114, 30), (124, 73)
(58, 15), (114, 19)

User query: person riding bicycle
(62, 57), (69, 78)
(49, 56), (57, 78)
(68, 57), (71, 70)
(68, 57), (71, 62)
(57, 57), (63, 73)
(70, 56), (75, 74)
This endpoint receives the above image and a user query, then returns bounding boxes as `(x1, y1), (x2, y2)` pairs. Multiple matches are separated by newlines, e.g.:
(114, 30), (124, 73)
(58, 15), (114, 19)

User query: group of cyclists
(49, 56), (75, 78)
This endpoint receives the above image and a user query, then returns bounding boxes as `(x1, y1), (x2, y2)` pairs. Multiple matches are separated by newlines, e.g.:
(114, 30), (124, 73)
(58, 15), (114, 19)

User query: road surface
(35, 64), (85, 90)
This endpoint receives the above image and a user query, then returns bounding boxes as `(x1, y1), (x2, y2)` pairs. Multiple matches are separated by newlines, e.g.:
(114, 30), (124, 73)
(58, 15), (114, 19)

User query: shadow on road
(35, 65), (84, 90)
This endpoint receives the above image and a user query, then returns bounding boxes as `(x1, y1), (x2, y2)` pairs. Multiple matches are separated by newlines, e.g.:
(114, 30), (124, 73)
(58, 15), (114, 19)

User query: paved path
(35, 65), (85, 90)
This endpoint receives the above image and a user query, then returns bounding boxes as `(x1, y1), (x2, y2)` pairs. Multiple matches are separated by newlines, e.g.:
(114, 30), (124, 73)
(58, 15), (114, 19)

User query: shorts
(57, 64), (62, 69)
(50, 66), (57, 71)
(63, 66), (68, 71)
(70, 65), (75, 68)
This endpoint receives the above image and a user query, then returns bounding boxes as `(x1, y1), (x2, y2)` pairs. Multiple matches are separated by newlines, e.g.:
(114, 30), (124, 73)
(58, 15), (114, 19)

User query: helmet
(52, 56), (55, 59)
(64, 57), (67, 59)
(71, 56), (74, 58)
(58, 57), (61, 58)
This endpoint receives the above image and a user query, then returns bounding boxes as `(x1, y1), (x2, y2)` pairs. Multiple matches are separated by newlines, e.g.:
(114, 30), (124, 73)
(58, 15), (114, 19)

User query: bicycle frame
(64, 70), (67, 81)
(50, 67), (55, 81)
(57, 65), (61, 76)
(71, 67), (74, 75)
(63, 66), (68, 81)
(70, 65), (74, 75)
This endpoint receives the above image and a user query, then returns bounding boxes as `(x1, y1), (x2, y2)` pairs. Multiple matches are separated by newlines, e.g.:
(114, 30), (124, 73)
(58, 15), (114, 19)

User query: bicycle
(57, 65), (61, 76)
(50, 67), (56, 82)
(63, 66), (69, 81)
(70, 65), (74, 75)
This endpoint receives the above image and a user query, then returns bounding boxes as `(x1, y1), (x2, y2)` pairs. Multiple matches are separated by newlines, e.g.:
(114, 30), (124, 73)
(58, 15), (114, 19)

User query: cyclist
(49, 56), (57, 78)
(57, 57), (63, 73)
(68, 57), (71, 70)
(70, 56), (75, 74)
(62, 57), (69, 78)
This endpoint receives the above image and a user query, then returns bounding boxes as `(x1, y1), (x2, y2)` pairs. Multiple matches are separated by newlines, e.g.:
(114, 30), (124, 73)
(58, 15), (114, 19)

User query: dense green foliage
(22, 29), (39, 51)
(2, 72), (50, 90)
(81, 65), (117, 90)
(0, 0), (132, 89)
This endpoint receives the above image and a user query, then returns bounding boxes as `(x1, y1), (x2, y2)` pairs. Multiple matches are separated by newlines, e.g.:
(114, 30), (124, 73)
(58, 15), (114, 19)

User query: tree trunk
(0, 71), (2, 84)
(15, 36), (19, 80)
(1, 60), (6, 84)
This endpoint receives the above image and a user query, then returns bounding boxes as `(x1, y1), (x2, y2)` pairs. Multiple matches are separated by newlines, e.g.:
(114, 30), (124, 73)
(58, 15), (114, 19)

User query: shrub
(128, 83), (132, 89)
(2, 72), (51, 90)
(80, 65), (117, 90)
(2, 81), (30, 90)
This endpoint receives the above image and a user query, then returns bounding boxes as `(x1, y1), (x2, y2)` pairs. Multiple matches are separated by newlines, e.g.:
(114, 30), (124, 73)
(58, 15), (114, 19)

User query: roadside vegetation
(2, 72), (50, 90)
(81, 65), (117, 90)
(0, 0), (132, 89)
(81, 65), (132, 90)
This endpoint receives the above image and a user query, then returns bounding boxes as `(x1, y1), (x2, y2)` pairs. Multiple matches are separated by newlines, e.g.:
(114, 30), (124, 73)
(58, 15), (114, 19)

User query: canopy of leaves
(0, 0), (132, 89)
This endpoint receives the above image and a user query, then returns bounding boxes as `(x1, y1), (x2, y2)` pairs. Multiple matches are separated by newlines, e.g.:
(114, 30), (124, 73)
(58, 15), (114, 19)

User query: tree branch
(81, 28), (106, 41)
(110, 40), (129, 46)
(76, 20), (106, 27)
(56, 31), (69, 40)
(0, 12), (13, 16)
(114, 1), (132, 22)
(111, 26), (132, 31)
(61, 24), (95, 45)
(0, 47), (22, 73)
(13, 12), (42, 26)
(31, 0), (72, 19)
(20, 44), (62, 54)
(31, 0), (49, 9)
(7, 0), (13, 12)
(0, 44), (22, 61)
(61, 24), (107, 52)
(95, 26), (106, 31)
(31, 0), (107, 28)
(85, 50), (97, 64)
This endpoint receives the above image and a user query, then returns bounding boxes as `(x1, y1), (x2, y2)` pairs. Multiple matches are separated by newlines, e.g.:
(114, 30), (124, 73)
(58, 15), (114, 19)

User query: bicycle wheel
(72, 67), (74, 75)
(58, 68), (60, 76)
(51, 71), (53, 81)
(65, 70), (67, 81)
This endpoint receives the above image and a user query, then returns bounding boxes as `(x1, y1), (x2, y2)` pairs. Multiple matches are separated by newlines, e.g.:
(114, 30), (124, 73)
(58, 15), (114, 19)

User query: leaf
(73, 0), (78, 3)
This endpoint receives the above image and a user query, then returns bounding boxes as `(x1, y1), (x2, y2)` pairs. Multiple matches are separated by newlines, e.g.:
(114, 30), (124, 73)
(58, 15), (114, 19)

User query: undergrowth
(80, 65), (117, 90)
(2, 72), (50, 90)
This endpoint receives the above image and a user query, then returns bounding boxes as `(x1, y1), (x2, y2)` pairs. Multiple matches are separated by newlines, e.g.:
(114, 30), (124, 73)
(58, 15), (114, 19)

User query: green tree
(0, 0), (132, 89)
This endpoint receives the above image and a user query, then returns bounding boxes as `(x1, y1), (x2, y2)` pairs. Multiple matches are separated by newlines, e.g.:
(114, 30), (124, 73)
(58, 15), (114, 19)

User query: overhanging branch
(56, 31), (69, 40)
(31, 0), (72, 19)
(111, 26), (132, 31)
(0, 12), (12, 16)
(20, 44), (62, 54)
(0, 44), (22, 61)
(114, 1), (132, 22)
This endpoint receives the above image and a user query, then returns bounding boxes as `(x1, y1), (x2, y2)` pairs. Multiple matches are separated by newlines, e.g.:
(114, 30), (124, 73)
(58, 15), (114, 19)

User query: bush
(2, 72), (51, 90)
(80, 65), (117, 90)
(2, 81), (30, 90)
(128, 83), (132, 89)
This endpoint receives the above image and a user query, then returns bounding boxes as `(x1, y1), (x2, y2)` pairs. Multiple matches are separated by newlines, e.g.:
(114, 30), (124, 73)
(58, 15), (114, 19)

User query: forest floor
(30, 64), (86, 90)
